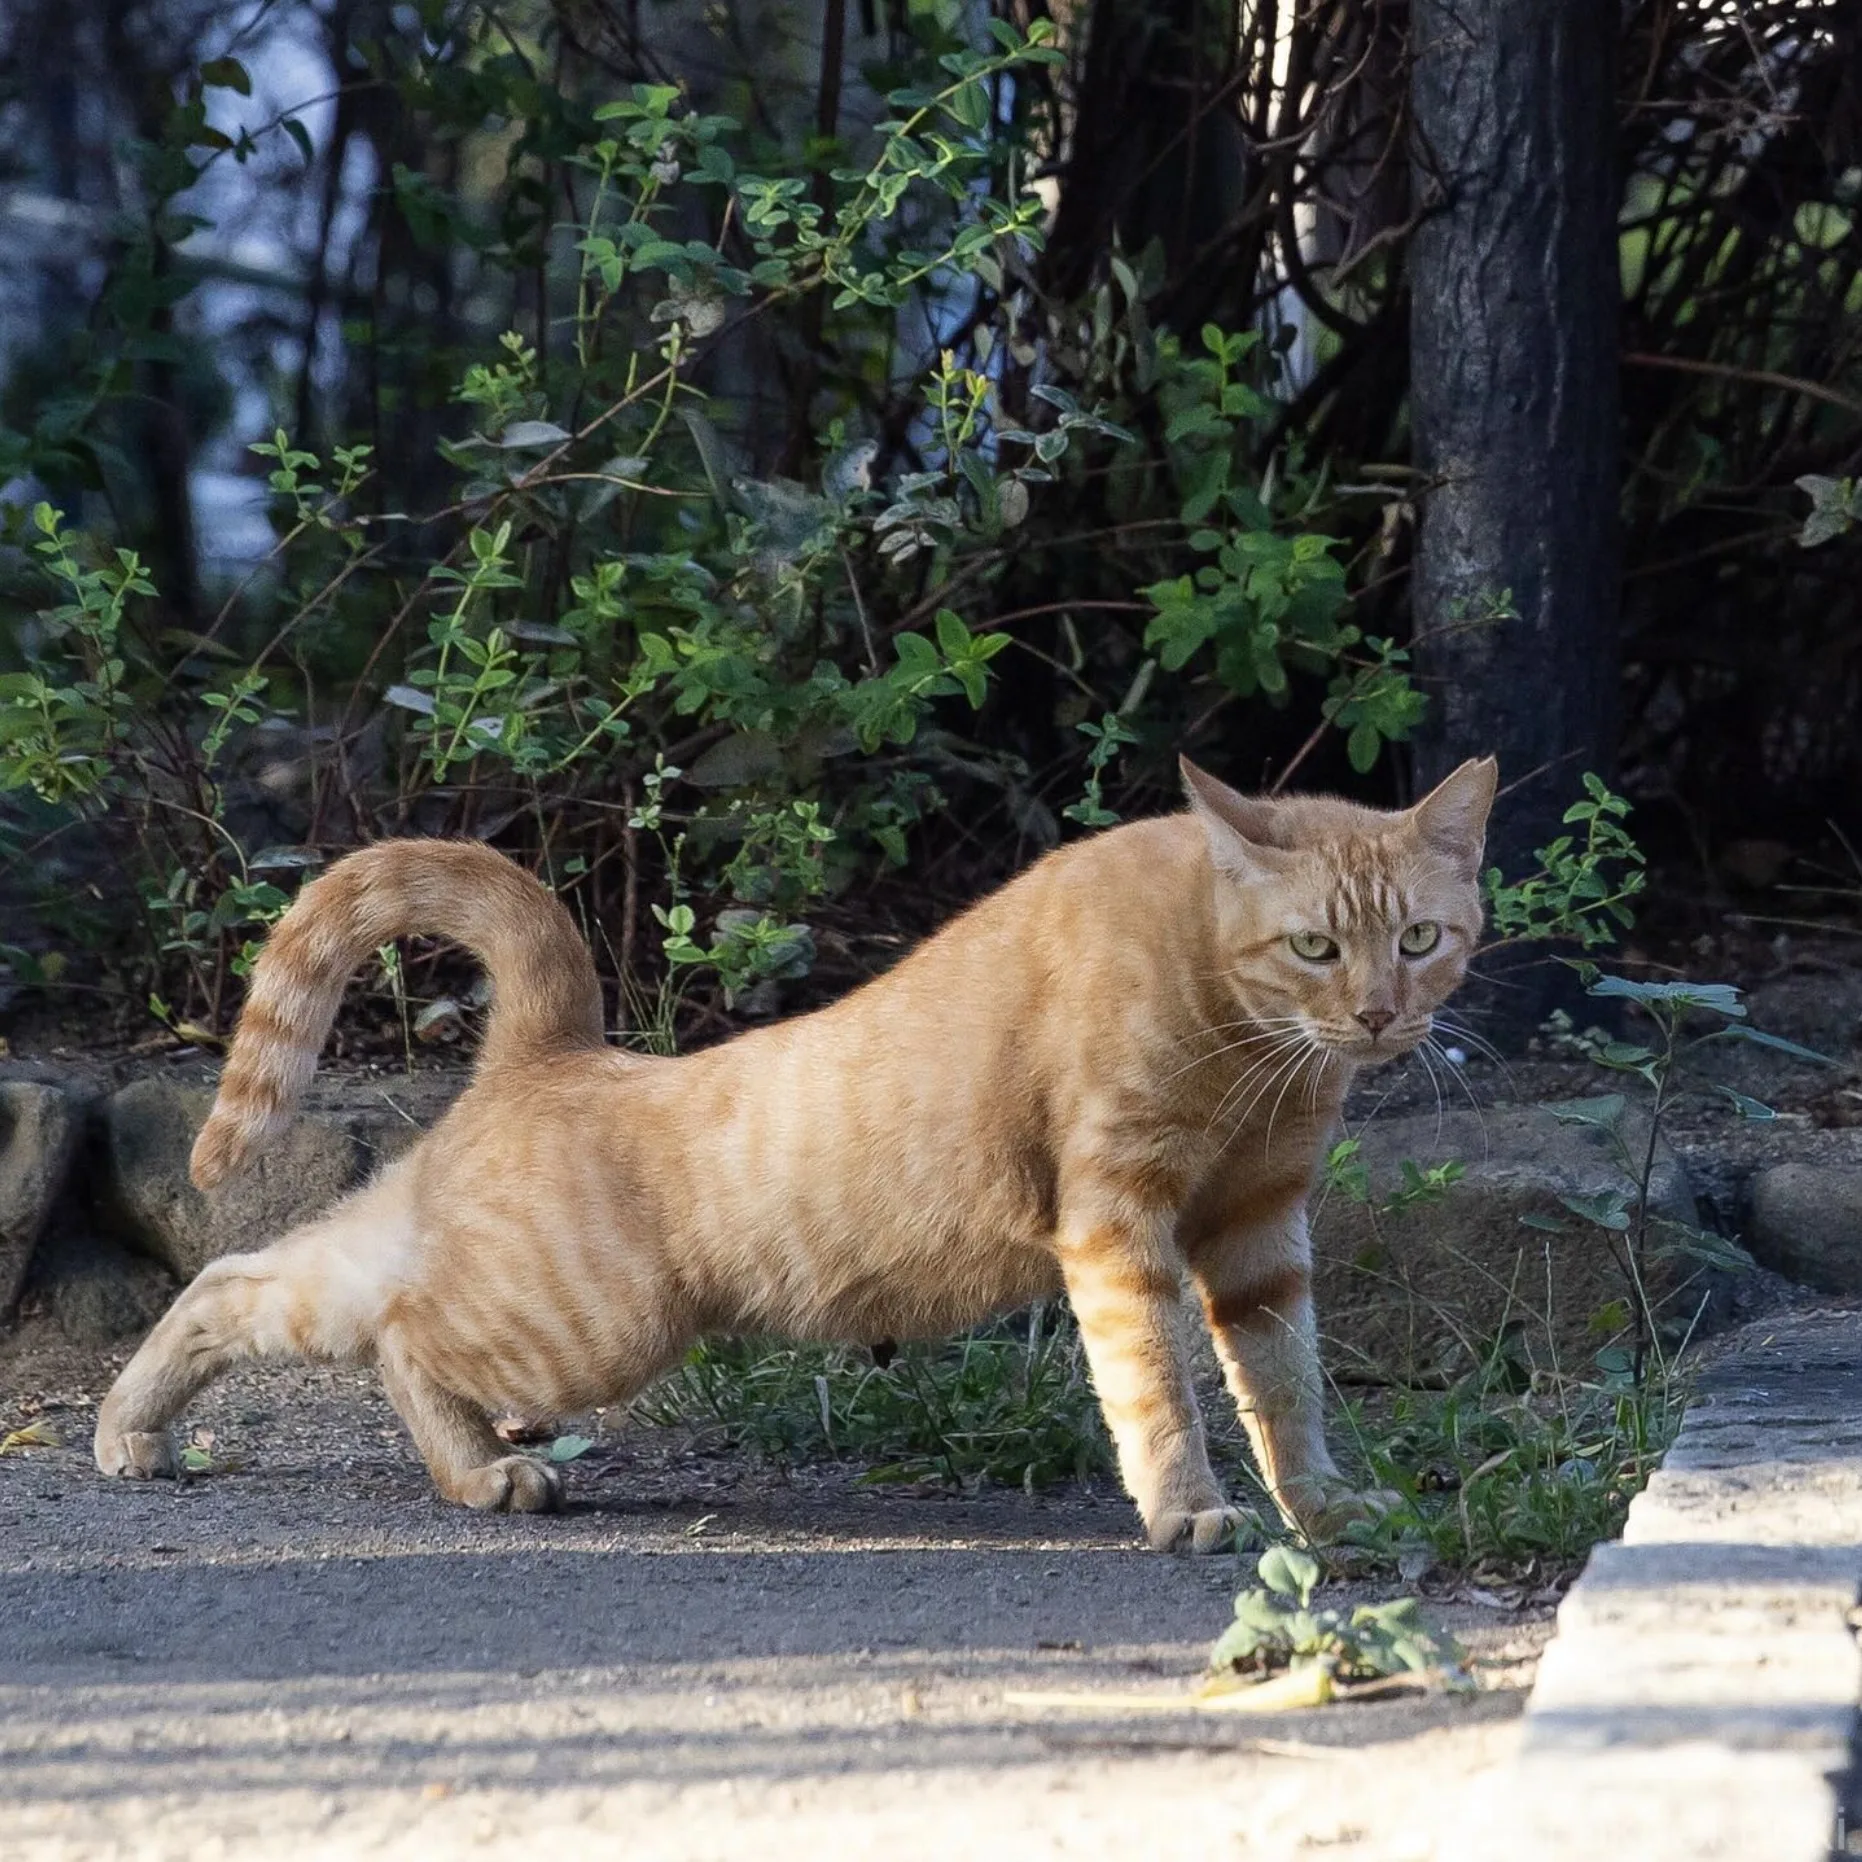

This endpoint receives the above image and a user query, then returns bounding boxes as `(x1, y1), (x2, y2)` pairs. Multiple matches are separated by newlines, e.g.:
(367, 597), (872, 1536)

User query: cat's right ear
(1180, 757), (1291, 885)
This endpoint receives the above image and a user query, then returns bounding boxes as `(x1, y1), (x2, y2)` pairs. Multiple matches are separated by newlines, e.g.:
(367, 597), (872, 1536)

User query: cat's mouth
(1313, 1024), (1428, 1060)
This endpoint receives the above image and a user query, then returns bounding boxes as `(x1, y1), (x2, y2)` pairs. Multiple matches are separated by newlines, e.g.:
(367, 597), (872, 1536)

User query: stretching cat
(94, 754), (1496, 1550)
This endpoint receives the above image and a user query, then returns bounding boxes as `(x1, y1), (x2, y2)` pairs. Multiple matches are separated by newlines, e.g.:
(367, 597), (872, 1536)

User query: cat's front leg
(1056, 1187), (1241, 1554)
(1188, 1199), (1397, 1541)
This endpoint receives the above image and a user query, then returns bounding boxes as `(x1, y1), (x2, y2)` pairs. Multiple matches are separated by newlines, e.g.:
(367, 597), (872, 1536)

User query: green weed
(1209, 1544), (1467, 1686)
(1333, 1357), (1682, 1580)
(635, 1303), (1111, 1491)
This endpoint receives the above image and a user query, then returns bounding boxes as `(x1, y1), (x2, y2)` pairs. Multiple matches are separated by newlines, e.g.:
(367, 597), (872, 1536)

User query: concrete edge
(1448, 1312), (1862, 1862)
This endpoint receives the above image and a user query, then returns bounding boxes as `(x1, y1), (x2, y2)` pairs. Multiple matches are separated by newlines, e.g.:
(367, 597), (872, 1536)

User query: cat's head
(1181, 755), (1498, 1062)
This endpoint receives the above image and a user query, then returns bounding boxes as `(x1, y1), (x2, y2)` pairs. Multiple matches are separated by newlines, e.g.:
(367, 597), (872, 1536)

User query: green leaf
(496, 420), (572, 450)
(894, 632), (941, 675)
(1560, 1191), (1632, 1232)
(280, 117), (314, 165)
(1257, 1543), (1320, 1607)
(199, 57), (252, 94)
(549, 1434), (595, 1463)
(1713, 1086), (1778, 1120)
(1710, 1024), (1837, 1066)
(1586, 974), (1744, 1017)
(1550, 1094), (1626, 1133)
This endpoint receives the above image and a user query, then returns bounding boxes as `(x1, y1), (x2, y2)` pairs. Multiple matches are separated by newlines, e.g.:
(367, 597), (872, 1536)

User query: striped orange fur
(96, 755), (1495, 1548)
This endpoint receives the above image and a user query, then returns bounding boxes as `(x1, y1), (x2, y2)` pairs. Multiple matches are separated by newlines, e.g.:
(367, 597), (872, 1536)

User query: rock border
(1453, 1311), (1862, 1861)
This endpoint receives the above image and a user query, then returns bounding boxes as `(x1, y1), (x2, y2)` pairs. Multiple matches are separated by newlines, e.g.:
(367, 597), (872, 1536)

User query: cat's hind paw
(454, 1455), (564, 1514)
(1275, 1475), (1403, 1543)
(95, 1427), (178, 1480)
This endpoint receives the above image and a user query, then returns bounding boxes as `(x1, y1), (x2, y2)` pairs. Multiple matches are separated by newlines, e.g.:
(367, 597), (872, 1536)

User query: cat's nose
(1356, 1008), (1395, 1037)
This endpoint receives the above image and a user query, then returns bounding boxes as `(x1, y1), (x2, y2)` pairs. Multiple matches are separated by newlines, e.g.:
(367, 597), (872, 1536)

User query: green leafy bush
(0, 16), (1437, 1041)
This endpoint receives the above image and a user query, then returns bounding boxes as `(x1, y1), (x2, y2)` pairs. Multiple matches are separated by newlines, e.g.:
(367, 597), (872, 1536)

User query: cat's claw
(94, 1427), (178, 1480)
(1147, 1502), (1247, 1555)
(457, 1455), (564, 1514)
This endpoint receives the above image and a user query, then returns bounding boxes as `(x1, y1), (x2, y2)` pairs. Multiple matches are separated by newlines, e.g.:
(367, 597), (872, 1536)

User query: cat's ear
(1180, 757), (1292, 883)
(1409, 757), (1498, 865)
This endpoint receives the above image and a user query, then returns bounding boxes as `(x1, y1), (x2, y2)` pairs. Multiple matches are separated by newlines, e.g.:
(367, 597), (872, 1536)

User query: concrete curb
(1454, 1313), (1862, 1861)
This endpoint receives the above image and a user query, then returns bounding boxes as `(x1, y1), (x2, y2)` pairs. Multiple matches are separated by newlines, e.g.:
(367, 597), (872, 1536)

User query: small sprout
(1207, 1548), (1466, 1698)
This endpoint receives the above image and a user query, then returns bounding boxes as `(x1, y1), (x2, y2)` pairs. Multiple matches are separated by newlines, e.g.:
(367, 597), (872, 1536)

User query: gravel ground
(0, 1356), (1551, 1862)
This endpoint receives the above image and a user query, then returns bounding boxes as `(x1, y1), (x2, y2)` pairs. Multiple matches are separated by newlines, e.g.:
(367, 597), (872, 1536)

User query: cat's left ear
(1408, 757), (1499, 866)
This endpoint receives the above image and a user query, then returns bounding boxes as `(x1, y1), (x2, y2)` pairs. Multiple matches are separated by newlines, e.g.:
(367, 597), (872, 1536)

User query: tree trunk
(1408, 0), (1619, 1033)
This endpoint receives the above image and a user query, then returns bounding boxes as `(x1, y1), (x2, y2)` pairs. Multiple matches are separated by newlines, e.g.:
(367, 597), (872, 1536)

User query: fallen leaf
(1459, 1586), (1521, 1611)
(180, 1446), (212, 1472)
(0, 1421), (63, 1453)
(548, 1434), (594, 1464)
(1007, 1664), (1336, 1716)
(413, 998), (465, 1043)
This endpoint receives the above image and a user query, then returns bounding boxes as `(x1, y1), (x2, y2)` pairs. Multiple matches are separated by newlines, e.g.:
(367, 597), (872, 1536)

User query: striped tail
(190, 841), (604, 1189)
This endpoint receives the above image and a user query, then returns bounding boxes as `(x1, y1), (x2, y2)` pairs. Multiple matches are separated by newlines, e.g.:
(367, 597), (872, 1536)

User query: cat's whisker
(1430, 1012), (1512, 1077)
(1202, 1027), (1313, 1119)
(1217, 1038), (1317, 1159)
(1304, 1052), (1327, 1117)
(1411, 1039), (1448, 1149)
(1425, 1034), (1491, 1156)
(1201, 1037), (1313, 1134)
(1164, 1022), (1310, 1087)
(1263, 1045), (1319, 1156)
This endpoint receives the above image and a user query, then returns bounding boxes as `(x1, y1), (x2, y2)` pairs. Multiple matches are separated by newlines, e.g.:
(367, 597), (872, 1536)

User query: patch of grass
(634, 1301), (1112, 1490)
(1333, 1355), (1683, 1581)
(633, 1302), (1681, 1580)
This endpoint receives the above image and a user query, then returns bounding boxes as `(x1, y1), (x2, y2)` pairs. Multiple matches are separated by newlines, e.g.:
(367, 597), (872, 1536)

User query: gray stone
(25, 1225), (177, 1347)
(98, 1075), (446, 1282)
(1748, 1162), (1862, 1293)
(1310, 1101), (1702, 1380)
(0, 1080), (81, 1314)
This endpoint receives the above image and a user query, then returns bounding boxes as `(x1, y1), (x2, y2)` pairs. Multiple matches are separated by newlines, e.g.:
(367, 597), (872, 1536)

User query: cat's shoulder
(1037, 807), (1203, 884)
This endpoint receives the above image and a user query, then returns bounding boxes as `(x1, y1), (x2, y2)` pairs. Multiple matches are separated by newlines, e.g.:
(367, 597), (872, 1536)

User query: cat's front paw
(1274, 1475), (1402, 1543)
(95, 1426), (178, 1480)
(1146, 1501), (1247, 1555)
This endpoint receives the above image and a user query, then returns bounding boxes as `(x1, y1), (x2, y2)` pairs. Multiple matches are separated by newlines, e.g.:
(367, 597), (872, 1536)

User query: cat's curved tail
(190, 841), (604, 1189)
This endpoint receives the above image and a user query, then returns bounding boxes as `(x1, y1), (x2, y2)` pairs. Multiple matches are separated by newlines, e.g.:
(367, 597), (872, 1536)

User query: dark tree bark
(1044, 0), (1248, 322)
(1408, 0), (1619, 1034)
(1408, 8), (1618, 846)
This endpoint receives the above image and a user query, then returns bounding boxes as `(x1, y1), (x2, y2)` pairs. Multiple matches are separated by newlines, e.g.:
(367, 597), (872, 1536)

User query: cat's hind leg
(93, 1168), (410, 1479)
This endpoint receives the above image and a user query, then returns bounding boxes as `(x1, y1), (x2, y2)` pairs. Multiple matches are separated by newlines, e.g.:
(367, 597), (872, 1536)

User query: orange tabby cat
(94, 755), (1496, 1549)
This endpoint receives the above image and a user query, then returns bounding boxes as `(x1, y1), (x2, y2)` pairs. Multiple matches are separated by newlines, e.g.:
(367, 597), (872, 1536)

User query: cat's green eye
(1399, 921), (1442, 957)
(1288, 930), (1340, 963)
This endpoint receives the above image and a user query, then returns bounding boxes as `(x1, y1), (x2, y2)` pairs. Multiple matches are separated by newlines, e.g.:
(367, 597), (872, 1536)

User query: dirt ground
(0, 1351), (1552, 1862)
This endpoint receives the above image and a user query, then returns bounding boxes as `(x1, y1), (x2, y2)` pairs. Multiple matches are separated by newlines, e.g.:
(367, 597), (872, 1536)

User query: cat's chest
(1151, 1075), (1343, 1222)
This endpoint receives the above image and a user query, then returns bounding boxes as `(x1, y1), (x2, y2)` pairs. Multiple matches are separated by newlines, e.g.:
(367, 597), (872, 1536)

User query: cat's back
(842, 807), (1209, 1004)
